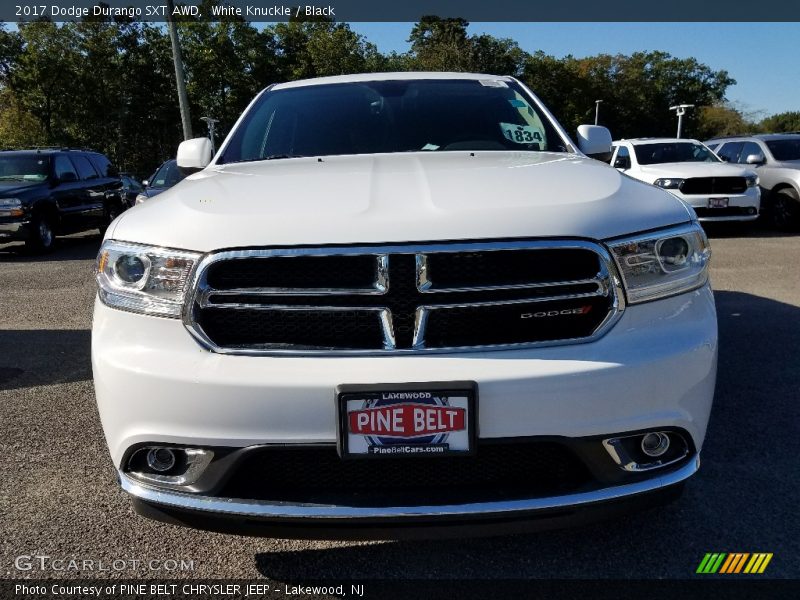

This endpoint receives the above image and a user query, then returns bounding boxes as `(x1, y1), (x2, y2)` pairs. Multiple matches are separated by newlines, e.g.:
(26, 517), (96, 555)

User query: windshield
(0, 155), (50, 182)
(151, 161), (185, 188)
(765, 138), (800, 161)
(633, 142), (720, 165)
(219, 79), (568, 163)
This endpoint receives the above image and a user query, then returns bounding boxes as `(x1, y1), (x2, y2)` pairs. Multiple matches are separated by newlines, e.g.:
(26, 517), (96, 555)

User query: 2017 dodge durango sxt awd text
(92, 73), (717, 537)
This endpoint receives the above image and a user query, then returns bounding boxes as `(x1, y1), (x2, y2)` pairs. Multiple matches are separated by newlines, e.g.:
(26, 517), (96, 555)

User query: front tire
(99, 201), (123, 236)
(25, 213), (56, 253)
(770, 188), (800, 231)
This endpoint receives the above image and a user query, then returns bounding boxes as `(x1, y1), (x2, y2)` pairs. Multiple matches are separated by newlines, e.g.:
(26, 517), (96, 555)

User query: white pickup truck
(611, 138), (760, 222)
(92, 73), (717, 538)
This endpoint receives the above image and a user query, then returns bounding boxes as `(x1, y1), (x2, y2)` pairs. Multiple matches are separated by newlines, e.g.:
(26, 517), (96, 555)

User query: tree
(10, 22), (80, 143)
(271, 20), (377, 81)
(523, 51), (736, 139)
(759, 111), (800, 133)
(408, 16), (472, 71)
(695, 103), (752, 139)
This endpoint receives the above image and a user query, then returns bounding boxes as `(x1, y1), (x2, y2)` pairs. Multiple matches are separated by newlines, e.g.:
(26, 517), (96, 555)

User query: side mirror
(176, 137), (213, 173)
(745, 153), (766, 165)
(576, 125), (613, 162)
(142, 180), (149, 187)
(613, 156), (631, 170)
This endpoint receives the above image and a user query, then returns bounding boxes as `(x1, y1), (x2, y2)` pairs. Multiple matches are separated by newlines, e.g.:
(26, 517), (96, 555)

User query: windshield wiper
(263, 154), (306, 160)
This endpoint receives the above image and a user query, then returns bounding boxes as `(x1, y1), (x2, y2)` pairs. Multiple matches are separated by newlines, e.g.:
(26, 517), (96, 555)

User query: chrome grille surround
(183, 240), (626, 355)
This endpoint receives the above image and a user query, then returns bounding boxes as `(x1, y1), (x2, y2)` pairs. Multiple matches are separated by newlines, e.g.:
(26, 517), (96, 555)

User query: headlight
(0, 198), (24, 217)
(96, 240), (201, 317)
(608, 223), (711, 304)
(135, 193), (148, 205)
(745, 175), (759, 187)
(653, 178), (684, 190)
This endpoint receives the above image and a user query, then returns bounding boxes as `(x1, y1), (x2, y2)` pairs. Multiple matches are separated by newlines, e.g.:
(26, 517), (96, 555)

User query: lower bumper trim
(120, 453), (699, 522)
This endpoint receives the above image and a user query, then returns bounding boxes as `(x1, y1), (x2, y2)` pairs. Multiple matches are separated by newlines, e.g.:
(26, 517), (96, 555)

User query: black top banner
(2, 0), (800, 23)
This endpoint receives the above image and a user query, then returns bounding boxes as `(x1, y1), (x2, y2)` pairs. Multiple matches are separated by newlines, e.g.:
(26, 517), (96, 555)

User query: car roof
(0, 148), (100, 156)
(271, 72), (515, 91)
(613, 138), (703, 145)
(706, 133), (800, 142)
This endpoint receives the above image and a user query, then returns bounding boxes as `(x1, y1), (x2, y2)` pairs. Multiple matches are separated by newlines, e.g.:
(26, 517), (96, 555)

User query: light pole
(201, 117), (219, 155)
(669, 104), (695, 139)
(594, 100), (603, 125)
(166, 0), (192, 141)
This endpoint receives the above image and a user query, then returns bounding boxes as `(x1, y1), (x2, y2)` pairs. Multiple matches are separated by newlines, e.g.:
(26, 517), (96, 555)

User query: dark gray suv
(706, 134), (800, 230)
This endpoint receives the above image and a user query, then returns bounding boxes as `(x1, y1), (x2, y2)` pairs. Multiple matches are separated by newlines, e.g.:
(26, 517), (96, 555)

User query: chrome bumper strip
(0, 221), (28, 234)
(120, 454), (698, 521)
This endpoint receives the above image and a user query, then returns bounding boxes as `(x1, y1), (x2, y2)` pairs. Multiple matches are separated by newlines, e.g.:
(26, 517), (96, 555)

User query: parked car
(0, 148), (125, 251)
(610, 138), (760, 223)
(93, 73), (717, 537)
(705, 133), (800, 230)
(119, 172), (144, 208)
(135, 159), (186, 204)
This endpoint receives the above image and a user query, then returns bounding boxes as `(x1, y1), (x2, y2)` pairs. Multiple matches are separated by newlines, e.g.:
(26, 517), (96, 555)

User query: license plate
(336, 382), (477, 458)
(708, 197), (729, 208)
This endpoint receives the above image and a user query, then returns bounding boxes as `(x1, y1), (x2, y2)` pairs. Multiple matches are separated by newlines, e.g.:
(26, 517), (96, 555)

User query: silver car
(706, 134), (800, 230)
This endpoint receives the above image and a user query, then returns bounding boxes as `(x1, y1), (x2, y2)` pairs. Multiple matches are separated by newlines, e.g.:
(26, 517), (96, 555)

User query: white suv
(706, 134), (800, 230)
(611, 138), (760, 223)
(92, 73), (717, 538)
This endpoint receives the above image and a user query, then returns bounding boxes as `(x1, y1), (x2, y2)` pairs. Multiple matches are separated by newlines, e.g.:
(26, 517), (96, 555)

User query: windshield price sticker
(500, 122), (545, 144)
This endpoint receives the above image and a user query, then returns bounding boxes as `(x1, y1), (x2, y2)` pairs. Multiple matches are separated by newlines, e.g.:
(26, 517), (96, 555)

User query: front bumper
(92, 284), (717, 531)
(674, 187), (760, 222)
(0, 220), (30, 241)
(123, 455), (697, 539)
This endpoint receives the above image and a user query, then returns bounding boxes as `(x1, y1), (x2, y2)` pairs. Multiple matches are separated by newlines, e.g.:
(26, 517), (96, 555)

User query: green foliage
(759, 111), (800, 133)
(695, 103), (752, 139)
(1, 12), (784, 178)
(523, 51), (735, 139)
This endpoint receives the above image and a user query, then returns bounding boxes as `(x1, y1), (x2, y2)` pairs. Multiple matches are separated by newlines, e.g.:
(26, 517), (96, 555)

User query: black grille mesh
(680, 177), (747, 195)
(218, 441), (593, 506)
(426, 248), (599, 288)
(199, 309), (384, 350)
(424, 296), (610, 348)
(206, 254), (378, 290)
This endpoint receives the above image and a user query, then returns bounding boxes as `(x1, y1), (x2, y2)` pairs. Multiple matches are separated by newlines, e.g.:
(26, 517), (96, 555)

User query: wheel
(25, 213), (56, 253)
(99, 201), (123, 236)
(770, 188), (800, 231)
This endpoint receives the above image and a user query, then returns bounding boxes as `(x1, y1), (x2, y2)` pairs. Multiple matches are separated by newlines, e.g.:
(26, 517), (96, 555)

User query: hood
(637, 161), (754, 180)
(0, 180), (45, 196)
(111, 152), (693, 251)
(772, 160), (800, 171)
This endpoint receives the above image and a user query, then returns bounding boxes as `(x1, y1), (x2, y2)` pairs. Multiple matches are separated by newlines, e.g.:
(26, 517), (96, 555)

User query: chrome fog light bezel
(602, 431), (688, 472)
(126, 446), (214, 487)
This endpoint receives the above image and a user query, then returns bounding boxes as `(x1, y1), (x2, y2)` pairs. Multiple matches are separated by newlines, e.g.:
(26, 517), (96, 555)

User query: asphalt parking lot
(1, 225), (798, 581)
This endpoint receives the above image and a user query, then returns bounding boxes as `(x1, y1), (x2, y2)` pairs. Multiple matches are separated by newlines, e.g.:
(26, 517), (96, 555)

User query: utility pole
(166, 0), (192, 141)
(594, 100), (603, 125)
(669, 104), (695, 139)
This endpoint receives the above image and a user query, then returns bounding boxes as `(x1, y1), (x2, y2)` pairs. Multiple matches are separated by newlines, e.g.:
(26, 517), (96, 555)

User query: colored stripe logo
(696, 553), (773, 574)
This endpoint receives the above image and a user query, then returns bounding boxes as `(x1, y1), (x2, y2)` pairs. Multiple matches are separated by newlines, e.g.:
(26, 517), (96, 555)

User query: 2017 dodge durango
(92, 73), (717, 537)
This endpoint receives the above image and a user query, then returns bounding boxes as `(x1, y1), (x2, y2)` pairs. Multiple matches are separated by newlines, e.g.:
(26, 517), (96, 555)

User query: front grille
(693, 206), (755, 218)
(217, 441), (593, 506)
(186, 241), (621, 354)
(680, 177), (747, 195)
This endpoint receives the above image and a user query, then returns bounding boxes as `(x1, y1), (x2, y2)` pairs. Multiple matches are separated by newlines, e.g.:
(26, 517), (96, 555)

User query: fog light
(146, 447), (176, 472)
(748, 207), (757, 215)
(641, 432), (670, 457)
